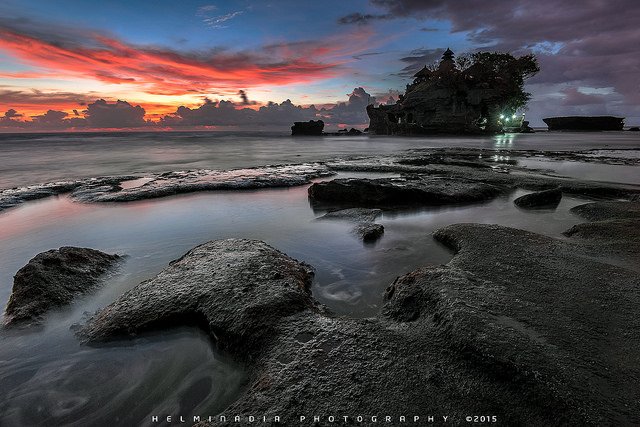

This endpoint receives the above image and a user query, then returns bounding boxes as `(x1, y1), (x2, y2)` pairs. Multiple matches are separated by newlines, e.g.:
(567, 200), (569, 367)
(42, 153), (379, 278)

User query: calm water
(1, 130), (638, 189)
(0, 131), (638, 426)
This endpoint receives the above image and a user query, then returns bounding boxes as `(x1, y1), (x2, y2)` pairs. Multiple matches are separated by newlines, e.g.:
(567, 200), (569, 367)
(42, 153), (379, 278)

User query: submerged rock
(4, 247), (121, 328)
(308, 177), (503, 207)
(353, 223), (384, 242)
(317, 208), (382, 222)
(514, 187), (562, 209)
(78, 207), (640, 424)
(317, 208), (385, 242)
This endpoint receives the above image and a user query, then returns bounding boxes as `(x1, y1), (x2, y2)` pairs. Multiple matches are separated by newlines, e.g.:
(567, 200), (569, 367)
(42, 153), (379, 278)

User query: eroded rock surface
(317, 208), (382, 222)
(73, 164), (333, 203)
(4, 247), (121, 328)
(78, 207), (640, 424)
(0, 164), (333, 214)
(78, 239), (321, 354)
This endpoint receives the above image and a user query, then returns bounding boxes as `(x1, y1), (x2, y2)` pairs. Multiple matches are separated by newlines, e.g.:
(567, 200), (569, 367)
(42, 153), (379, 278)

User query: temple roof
(413, 66), (432, 78)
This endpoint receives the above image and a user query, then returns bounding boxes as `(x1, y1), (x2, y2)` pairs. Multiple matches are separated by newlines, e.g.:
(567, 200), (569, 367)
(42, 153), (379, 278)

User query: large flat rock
(308, 176), (504, 207)
(78, 239), (320, 354)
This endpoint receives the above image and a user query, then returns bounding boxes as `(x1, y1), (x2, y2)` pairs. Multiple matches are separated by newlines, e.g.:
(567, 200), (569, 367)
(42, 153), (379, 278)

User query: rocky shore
(73, 199), (640, 425)
(2, 146), (640, 425)
(1, 148), (638, 215)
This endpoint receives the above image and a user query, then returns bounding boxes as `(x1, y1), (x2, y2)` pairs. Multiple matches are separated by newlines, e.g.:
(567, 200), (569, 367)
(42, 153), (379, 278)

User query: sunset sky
(1, 0), (639, 130)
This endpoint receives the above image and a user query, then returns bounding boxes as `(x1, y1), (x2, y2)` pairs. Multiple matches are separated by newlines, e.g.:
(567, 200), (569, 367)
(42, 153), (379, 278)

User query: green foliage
(464, 52), (540, 112)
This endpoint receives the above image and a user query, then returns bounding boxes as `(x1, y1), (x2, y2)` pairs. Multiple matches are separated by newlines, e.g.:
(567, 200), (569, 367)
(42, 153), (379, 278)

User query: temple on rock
(367, 48), (538, 135)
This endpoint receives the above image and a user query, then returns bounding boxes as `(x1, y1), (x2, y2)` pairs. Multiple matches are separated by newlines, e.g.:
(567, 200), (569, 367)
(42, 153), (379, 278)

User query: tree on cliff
(458, 52), (540, 113)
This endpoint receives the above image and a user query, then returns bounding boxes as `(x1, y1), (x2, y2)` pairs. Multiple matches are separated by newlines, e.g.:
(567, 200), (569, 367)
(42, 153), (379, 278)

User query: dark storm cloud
(341, 0), (640, 110)
(337, 13), (392, 25)
(0, 99), (148, 129)
(1, 88), (380, 130)
(397, 48), (442, 77)
(162, 87), (377, 127)
(319, 87), (377, 124)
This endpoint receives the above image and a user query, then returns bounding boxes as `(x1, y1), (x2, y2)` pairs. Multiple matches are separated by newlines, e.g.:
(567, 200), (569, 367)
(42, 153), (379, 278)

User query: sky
(0, 0), (639, 131)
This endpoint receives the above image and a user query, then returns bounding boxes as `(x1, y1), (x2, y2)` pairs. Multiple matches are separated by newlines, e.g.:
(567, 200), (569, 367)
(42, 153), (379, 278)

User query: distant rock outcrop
(543, 116), (625, 131)
(291, 120), (324, 135)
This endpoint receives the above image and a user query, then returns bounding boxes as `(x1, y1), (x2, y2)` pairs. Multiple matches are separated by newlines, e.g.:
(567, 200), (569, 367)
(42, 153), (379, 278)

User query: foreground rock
(4, 247), (121, 328)
(79, 210), (640, 424)
(514, 187), (562, 209)
(564, 201), (640, 269)
(78, 239), (321, 352)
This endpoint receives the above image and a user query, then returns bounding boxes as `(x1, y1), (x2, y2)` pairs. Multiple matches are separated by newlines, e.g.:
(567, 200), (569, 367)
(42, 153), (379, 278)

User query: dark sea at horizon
(1, 130), (639, 189)
(0, 131), (638, 426)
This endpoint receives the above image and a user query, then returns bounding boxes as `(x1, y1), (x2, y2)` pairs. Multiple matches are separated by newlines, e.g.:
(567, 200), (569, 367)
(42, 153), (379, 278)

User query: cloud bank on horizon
(0, 0), (638, 130)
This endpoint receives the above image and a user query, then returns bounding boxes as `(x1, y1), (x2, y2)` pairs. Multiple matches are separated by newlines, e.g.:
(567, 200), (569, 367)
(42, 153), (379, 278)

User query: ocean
(0, 131), (638, 425)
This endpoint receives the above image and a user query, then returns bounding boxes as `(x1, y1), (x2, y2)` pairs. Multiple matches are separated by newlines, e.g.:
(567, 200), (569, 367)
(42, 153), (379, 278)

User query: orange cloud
(0, 29), (348, 96)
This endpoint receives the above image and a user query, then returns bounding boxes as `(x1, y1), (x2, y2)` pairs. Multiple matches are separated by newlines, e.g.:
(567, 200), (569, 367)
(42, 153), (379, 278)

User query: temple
(367, 49), (536, 135)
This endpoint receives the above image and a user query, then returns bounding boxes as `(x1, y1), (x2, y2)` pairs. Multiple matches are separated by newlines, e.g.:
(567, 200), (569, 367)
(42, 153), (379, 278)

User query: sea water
(0, 131), (638, 426)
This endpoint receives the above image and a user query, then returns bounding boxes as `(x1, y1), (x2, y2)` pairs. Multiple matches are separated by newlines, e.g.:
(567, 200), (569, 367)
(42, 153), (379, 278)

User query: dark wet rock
(317, 208), (384, 242)
(0, 182), (84, 213)
(78, 239), (321, 353)
(565, 201), (640, 268)
(4, 247), (121, 328)
(629, 127), (639, 131)
(79, 209), (640, 425)
(514, 187), (562, 209)
(570, 201), (640, 221)
(291, 120), (324, 136)
(308, 176), (504, 207)
(0, 176), (135, 214)
(325, 150), (640, 200)
(317, 208), (382, 222)
(384, 222), (640, 425)
(72, 164), (333, 203)
(353, 223), (384, 242)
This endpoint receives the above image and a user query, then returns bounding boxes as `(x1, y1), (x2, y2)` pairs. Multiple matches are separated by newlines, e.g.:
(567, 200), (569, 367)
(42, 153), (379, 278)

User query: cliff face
(367, 50), (537, 135)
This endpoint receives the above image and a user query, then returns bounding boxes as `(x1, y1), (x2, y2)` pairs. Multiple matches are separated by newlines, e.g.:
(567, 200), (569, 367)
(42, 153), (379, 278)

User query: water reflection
(0, 171), (613, 425)
(494, 133), (517, 147)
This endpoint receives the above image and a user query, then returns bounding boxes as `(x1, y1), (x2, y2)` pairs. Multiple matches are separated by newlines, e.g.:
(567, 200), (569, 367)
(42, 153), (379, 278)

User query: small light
(512, 114), (517, 119)
(499, 114), (504, 119)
